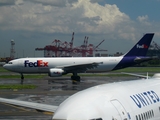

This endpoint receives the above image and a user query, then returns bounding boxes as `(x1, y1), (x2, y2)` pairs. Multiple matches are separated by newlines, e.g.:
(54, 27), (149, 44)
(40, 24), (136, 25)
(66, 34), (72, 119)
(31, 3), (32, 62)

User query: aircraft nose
(3, 64), (7, 69)
(52, 104), (100, 120)
(3, 64), (11, 71)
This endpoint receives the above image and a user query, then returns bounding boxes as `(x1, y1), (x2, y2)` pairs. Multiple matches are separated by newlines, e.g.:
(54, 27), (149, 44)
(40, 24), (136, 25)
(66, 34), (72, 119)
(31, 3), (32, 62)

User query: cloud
(0, 0), (16, 6)
(0, 0), (159, 52)
(1, 0), (160, 57)
(74, 1), (131, 33)
(26, 0), (78, 7)
(89, 0), (103, 3)
(0, 0), (23, 6)
(137, 15), (151, 26)
(30, 0), (67, 7)
(0, 0), (132, 35)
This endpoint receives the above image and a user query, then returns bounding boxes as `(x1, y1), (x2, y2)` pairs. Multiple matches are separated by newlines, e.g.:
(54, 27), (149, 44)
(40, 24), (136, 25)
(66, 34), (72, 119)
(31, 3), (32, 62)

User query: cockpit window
(8, 62), (13, 64)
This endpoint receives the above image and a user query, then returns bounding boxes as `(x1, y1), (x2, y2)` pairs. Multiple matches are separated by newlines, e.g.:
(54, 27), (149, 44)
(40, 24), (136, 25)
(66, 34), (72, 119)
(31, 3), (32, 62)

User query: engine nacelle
(49, 68), (64, 77)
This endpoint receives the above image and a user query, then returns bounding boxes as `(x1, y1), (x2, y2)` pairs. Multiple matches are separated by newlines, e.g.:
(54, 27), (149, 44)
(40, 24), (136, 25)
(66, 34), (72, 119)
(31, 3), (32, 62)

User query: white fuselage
(53, 78), (160, 120)
(4, 57), (123, 73)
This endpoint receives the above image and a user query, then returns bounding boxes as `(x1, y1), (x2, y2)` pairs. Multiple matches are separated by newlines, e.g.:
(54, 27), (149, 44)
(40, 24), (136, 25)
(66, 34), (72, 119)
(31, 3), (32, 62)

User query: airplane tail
(113, 33), (154, 71)
(124, 33), (154, 57)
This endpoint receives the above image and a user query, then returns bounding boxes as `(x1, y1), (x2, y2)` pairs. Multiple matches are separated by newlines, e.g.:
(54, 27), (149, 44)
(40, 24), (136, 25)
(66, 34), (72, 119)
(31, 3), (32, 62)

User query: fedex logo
(137, 44), (148, 49)
(24, 60), (48, 67)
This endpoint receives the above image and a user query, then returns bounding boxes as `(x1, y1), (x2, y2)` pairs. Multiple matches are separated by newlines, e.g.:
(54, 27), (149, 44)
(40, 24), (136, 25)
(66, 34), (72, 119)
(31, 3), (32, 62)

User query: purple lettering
(24, 60), (48, 67)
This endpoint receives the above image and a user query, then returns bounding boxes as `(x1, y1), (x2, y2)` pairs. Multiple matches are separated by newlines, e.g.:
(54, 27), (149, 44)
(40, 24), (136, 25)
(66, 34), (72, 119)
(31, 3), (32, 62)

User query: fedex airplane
(3, 33), (155, 84)
(0, 73), (160, 119)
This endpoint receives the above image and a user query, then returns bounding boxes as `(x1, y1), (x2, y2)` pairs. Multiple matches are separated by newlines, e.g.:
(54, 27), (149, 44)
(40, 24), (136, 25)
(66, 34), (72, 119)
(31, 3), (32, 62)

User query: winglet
(124, 33), (154, 57)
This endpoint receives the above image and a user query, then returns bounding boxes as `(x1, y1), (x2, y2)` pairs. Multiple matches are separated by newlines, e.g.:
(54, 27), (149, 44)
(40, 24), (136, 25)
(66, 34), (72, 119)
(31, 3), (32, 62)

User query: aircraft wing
(0, 97), (58, 112)
(121, 72), (150, 79)
(57, 62), (103, 73)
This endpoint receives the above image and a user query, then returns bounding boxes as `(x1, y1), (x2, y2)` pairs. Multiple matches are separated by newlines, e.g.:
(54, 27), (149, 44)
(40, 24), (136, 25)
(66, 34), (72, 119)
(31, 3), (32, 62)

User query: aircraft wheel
(21, 76), (24, 80)
(72, 80), (78, 84)
(76, 76), (80, 82)
(71, 76), (81, 83)
(71, 75), (75, 80)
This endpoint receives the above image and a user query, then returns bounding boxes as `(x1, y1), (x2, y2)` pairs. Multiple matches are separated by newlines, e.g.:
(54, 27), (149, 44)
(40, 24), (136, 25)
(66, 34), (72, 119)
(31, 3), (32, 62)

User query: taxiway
(0, 75), (137, 120)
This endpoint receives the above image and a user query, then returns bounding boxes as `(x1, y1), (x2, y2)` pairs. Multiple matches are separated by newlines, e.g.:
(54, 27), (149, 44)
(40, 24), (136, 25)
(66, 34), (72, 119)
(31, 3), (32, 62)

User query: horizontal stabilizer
(134, 56), (158, 63)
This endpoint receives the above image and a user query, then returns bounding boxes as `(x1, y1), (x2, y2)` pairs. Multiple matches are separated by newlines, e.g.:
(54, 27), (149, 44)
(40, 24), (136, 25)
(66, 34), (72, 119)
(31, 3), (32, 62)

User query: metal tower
(10, 39), (15, 59)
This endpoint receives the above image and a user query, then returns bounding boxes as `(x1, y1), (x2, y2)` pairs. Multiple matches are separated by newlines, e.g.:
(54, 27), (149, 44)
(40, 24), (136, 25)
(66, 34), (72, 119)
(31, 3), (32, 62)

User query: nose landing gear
(20, 73), (24, 85)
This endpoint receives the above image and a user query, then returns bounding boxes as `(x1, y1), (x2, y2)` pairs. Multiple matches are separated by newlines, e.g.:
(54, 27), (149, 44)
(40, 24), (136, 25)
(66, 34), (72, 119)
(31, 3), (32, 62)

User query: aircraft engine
(49, 68), (64, 77)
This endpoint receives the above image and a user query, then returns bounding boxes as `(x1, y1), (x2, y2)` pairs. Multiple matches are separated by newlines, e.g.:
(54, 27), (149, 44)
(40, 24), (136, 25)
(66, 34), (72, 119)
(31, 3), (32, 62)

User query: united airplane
(3, 33), (155, 84)
(0, 73), (160, 119)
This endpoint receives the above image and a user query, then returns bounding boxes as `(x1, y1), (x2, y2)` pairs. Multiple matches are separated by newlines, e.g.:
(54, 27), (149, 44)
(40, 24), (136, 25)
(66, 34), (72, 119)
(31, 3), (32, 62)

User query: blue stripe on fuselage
(112, 56), (136, 70)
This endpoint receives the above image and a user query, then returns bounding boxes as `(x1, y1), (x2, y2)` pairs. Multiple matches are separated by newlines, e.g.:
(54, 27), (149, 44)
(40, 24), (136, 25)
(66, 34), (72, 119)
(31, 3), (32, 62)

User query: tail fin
(124, 33), (154, 57)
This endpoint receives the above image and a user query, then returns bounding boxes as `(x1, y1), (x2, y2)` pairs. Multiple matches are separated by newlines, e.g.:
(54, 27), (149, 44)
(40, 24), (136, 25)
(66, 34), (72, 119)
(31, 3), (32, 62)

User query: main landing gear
(71, 73), (81, 84)
(20, 73), (24, 85)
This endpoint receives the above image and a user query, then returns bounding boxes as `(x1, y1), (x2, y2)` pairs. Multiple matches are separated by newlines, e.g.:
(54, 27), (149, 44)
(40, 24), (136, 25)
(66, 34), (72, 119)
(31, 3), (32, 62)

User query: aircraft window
(152, 110), (154, 117)
(8, 62), (12, 64)
(150, 110), (152, 118)
(143, 113), (146, 120)
(90, 118), (102, 120)
(150, 110), (154, 117)
(148, 111), (150, 119)
(141, 114), (143, 120)
(138, 114), (141, 120)
(145, 112), (148, 119)
(135, 109), (155, 120)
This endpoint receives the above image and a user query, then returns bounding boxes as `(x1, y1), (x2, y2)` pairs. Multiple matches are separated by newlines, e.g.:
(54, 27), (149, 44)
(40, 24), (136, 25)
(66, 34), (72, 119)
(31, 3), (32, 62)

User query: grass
(0, 67), (39, 89)
(0, 66), (160, 79)
(0, 66), (9, 72)
(0, 84), (37, 89)
(0, 66), (159, 89)
(0, 74), (46, 79)
(113, 67), (160, 73)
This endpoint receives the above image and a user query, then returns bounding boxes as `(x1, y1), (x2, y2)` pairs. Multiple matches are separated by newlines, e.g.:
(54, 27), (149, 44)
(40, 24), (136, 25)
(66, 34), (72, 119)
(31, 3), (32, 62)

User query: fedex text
(137, 44), (148, 49)
(24, 60), (48, 67)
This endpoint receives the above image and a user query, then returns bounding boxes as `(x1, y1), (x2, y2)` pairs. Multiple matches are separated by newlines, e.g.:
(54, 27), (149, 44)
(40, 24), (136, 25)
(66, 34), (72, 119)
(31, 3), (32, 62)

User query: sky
(0, 0), (160, 58)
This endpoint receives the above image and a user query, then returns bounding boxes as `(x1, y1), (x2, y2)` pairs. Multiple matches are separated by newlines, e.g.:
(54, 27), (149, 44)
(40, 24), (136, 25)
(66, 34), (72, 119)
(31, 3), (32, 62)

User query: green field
(0, 74), (46, 79)
(0, 66), (159, 89)
(0, 66), (160, 79)
(0, 66), (8, 72)
(0, 84), (36, 89)
(112, 67), (160, 73)
(0, 67), (39, 89)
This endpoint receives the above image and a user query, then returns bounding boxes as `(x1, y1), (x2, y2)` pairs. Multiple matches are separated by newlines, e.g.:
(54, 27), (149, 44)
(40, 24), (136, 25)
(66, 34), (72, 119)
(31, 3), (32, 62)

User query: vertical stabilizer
(124, 33), (154, 57)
